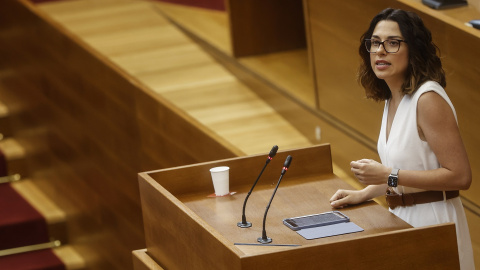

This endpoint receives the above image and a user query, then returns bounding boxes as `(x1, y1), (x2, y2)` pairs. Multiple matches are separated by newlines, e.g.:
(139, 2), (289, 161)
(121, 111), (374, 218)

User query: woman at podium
(329, 8), (474, 269)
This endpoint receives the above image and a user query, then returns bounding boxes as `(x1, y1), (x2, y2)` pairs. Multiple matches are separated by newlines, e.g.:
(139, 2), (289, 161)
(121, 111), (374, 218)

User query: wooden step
(0, 100), (11, 139)
(0, 243), (86, 270)
(11, 179), (68, 245)
(0, 138), (28, 177)
(0, 183), (50, 250)
(0, 141), (85, 269)
(53, 245), (86, 270)
(0, 137), (68, 248)
(0, 165), (85, 269)
(0, 100), (8, 118)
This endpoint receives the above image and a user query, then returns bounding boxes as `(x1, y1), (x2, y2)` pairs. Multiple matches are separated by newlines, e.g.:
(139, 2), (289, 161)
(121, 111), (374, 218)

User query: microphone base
(257, 236), (272, 244)
(237, 221), (252, 228)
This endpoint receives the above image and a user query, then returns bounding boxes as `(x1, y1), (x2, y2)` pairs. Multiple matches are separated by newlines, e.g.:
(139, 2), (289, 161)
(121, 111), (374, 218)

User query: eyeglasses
(365, 39), (406, 53)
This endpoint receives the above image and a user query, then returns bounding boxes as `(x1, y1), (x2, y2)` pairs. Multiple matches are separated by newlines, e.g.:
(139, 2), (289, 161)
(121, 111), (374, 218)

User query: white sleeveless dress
(377, 81), (475, 269)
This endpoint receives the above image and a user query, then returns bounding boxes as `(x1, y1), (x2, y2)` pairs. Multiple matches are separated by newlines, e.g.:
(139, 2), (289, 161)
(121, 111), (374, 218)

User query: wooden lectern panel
(138, 144), (459, 269)
(132, 249), (164, 270)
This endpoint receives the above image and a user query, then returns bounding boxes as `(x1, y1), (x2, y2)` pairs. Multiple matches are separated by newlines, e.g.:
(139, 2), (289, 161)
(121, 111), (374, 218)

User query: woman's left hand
(350, 159), (390, 185)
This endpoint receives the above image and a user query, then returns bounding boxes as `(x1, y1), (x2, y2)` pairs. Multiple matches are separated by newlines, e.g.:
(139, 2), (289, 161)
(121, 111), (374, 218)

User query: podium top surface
(174, 173), (408, 254)
(140, 145), (409, 250)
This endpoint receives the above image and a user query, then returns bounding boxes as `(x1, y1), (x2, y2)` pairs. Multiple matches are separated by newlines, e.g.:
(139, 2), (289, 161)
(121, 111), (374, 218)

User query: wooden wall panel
(227, 0), (306, 57)
(405, 1), (480, 204)
(304, 0), (385, 143)
(305, 0), (480, 206)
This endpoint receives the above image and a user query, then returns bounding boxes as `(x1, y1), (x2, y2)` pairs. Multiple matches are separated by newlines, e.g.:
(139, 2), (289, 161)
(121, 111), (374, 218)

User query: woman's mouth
(375, 60), (391, 70)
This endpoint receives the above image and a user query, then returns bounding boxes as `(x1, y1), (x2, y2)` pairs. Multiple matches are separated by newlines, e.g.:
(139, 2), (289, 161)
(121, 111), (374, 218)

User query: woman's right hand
(329, 189), (366, 209)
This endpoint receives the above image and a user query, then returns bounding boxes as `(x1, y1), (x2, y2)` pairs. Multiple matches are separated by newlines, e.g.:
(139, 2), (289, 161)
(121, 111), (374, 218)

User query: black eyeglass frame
(364, 39), (407, 53)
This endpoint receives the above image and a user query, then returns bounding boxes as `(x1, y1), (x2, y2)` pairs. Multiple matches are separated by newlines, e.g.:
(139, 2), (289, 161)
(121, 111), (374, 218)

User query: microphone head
(268, 145), (279, 158)
(283, 155), (292, 168)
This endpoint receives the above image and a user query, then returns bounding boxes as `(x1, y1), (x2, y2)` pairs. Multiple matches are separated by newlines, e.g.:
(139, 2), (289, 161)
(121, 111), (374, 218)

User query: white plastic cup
(209, 166), (230, 196)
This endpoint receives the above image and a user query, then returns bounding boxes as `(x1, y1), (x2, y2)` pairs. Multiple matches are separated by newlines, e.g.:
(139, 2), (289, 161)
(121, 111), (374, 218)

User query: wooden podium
(136, 144), (459, 269)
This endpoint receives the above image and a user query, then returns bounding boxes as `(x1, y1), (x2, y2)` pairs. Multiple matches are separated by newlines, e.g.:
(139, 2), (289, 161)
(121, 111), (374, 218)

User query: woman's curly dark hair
(358, 8), (446, 102)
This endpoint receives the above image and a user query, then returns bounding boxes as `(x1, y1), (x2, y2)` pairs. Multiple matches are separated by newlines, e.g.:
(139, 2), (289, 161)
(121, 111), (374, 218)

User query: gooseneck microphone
(257, 155), (292, 244)
(237, 145), (278, 228)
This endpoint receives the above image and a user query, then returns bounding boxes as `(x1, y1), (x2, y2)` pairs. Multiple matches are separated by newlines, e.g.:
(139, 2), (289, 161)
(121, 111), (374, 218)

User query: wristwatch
(388, 168), (399, 187)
